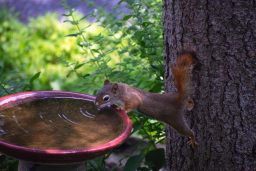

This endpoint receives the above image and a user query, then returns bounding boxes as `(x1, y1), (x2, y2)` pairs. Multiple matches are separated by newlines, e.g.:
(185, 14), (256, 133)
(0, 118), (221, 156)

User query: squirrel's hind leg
(187, 132), (198, 149)
(167, 115), (198, 148)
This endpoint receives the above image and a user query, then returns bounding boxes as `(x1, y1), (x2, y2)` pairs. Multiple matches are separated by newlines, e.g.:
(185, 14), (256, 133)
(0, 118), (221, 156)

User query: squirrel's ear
(104, 79), (110, 85)
(111, 83), (118, 94)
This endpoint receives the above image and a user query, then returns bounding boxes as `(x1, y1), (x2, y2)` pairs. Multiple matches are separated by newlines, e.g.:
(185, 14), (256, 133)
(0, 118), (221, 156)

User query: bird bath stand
(0, 91), (132, 171)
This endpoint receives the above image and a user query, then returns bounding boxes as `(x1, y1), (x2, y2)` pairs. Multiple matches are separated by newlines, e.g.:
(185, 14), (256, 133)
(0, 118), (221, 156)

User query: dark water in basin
(0, 98), (123, 150)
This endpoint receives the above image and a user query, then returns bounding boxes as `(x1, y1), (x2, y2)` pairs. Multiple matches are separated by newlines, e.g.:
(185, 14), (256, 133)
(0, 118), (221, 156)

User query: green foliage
(145, 148), (165, 171)
(62, 0), (165, 169)
(0, 7), (85, 94)
(61, 0), (163, 93)
(0, 156), (18, 171)
(124, 153), (144, 171)
(85, 156), (109, 171)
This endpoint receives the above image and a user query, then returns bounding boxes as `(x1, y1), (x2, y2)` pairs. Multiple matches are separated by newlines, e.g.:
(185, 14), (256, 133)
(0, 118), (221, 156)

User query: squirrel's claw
(187, 137), (198, 149)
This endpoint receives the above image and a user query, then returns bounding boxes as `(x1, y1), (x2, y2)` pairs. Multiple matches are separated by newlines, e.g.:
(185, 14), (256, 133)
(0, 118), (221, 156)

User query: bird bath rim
(0, 91), (132, 164)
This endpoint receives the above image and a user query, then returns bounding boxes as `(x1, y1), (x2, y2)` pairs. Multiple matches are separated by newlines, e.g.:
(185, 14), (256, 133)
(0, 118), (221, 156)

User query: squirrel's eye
(103, 95), (110, 102)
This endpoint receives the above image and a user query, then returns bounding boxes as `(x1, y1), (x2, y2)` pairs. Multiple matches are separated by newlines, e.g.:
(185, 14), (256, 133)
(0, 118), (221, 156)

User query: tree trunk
(163, 0), (256, 170)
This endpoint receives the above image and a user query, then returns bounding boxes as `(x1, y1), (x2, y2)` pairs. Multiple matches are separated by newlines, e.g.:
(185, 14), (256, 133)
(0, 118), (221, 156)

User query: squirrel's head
(95, 80), (125, 111)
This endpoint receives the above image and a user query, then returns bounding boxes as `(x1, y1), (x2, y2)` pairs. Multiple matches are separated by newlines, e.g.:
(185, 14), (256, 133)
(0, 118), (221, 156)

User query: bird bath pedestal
(0, 91), (132, 171)
(18, 161), (86, 171)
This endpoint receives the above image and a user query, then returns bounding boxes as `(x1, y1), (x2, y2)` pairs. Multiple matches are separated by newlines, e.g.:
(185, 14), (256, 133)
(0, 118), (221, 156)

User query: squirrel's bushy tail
(171, 52), (195, 101)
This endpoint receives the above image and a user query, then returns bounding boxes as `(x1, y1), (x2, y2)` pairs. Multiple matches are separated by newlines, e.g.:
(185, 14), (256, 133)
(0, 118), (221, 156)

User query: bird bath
(0, 91), (132, 171)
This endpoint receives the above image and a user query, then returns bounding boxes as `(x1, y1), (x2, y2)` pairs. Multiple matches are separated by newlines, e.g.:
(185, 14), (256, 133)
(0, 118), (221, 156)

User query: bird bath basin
(0, 91), (132, 171)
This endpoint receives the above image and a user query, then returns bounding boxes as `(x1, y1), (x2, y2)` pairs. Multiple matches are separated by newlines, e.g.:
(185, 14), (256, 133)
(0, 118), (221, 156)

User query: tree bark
(163, 0), (256, 170)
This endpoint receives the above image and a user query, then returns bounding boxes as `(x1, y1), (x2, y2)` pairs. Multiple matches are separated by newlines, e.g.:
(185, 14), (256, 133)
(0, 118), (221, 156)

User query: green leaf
(87, 2), (94, 8)
(122, 15), (133, 21)
(145, 148), (165, 170)
(131, 119), (142, 133)
(118, 0), (125, 5)
(79, 13), (93, 21)
(126, 0), (135, 5)
(74, 63), (85, 70)
(63, 20), (78, 25)
(91, 49), (100, 53)
(142, 22), (152, 27)
(83, 74), (90, 78)
(66, 70), (74, 78)
(124, 154), (144, 171)
(29, 72), (41, 84)
(66, 32), (81, 37)
(62, 13), (70, 17)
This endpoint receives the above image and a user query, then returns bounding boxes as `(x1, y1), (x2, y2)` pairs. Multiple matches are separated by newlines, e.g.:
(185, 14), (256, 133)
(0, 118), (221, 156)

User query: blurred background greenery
(0, 0), (165, 170)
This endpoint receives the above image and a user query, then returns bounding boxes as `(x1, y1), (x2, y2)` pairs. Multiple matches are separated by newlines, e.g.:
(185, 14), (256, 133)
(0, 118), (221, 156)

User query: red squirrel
(95, 52), (198, 148)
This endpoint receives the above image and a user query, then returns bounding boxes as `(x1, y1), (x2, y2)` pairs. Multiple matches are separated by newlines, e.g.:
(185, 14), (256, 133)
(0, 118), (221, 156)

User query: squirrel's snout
(96, 103), (111, 111)
(94, 101), (101, 111)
